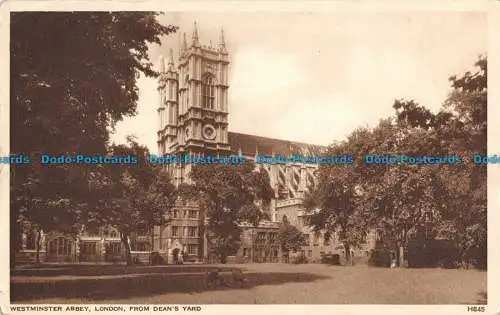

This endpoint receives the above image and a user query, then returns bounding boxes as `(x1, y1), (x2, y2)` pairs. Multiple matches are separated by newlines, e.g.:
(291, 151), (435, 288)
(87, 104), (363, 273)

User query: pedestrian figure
(390, 251), (397, 268)
(178, 251), (184, 265)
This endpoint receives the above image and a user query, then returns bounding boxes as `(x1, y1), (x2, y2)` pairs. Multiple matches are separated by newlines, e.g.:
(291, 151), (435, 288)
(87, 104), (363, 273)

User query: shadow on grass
(459, 291), (487, 305)
(476, 291), (487, 304)
(11, 266), (329, 302)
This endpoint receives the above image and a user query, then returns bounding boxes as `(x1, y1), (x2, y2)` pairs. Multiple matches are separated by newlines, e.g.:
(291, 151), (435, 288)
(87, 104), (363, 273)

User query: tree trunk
(35, 228), (41, 267)
(398, 245), (405, 268)
(121, 233), (133, 266)
(11, 247), (16, 269)
(220, 253), (227, 264)
(344, 244), (353, 266)
(282, 250), (289, 263)
(159, 218), (163, 252)
(149, 224), (154, 265)
(399, 229), (407, 268)
(11, 220), (19, 269)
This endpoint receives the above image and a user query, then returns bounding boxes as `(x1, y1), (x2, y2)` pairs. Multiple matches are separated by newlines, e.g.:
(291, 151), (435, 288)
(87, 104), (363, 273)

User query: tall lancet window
(202, 73), (215, 109)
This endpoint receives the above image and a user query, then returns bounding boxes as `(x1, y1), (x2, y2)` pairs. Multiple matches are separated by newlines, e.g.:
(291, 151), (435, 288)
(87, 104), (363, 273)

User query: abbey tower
(153, 23), (370, 263)
(157, 23), (231, 185)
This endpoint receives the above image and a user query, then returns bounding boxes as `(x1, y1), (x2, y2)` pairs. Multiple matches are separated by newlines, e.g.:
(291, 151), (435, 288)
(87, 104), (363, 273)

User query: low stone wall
(16, 250), (208, 265)
(131, 251), (151, 265)
(16, 250), (47, 264)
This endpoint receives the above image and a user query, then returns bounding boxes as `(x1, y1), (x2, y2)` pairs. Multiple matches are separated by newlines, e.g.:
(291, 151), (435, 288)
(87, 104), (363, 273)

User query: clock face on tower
(202, 124), (216, 140)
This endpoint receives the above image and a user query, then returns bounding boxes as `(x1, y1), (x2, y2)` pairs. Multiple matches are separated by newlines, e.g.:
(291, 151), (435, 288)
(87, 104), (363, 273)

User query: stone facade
(276, 199), (335, 262)
(150, 198), (204, 263)
(15, 24), (376, 265)
(228, 222), (281, 264)
(16, 226), (152, 265)
(153, 24), (356, 264)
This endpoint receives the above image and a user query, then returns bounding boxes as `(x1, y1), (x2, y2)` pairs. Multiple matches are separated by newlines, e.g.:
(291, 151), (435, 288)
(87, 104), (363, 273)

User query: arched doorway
(172, 248), (180, 264)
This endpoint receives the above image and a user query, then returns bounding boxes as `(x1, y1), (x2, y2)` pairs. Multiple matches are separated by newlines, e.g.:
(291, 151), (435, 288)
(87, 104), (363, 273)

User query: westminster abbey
(16, 24), (376, 265)
(153, 23), (376, 264)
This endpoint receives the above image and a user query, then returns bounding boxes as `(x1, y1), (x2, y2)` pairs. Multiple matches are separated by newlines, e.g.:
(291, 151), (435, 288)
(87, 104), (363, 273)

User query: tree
(11, 12), (177, 155)
(374, 56), (486, 267)
(309, 56), (487, 268)
(10, 12), (177, 266)
(86, 138), (176, 265)
(143, 167), (177, 259)
(278, 216), (307, 261)
(179, 162), (274, 263)
(305, 125), (384, 264)
(12, 162), (86, 265)
(433, 57), (486, 268)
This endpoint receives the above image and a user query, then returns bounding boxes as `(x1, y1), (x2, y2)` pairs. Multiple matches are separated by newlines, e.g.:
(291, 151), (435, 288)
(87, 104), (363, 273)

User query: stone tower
(157, 22), (231, 185)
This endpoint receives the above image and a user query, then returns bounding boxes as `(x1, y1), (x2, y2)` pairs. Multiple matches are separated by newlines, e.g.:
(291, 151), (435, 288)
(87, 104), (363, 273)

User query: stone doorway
(172, 248), (180, 264)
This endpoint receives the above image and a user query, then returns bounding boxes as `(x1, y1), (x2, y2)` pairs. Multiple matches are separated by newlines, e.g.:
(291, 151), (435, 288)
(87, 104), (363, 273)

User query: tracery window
(171, 226), (179, 237)
(188, 226), (198, 237)
(202, 73), (215, 109)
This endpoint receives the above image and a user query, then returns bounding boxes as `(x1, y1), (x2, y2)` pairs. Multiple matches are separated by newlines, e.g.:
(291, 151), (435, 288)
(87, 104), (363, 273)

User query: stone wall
(16, 250), (47, 265)
(131, 251), (151, 265)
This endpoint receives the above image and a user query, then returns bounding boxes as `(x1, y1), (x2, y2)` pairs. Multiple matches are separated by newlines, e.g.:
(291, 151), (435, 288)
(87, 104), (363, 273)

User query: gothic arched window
(202, 73), (215, 109)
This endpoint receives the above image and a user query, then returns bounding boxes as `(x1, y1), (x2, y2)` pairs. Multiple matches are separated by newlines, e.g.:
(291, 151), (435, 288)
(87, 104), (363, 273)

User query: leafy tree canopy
(10, 12), (177, 265)
(308, 56), (487, 268)
(278, 215), (307, 253)
(179, 162), (274, 262)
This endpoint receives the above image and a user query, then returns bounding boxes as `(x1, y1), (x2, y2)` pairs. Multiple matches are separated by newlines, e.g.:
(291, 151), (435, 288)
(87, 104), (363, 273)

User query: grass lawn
(10, 263), (486, 304)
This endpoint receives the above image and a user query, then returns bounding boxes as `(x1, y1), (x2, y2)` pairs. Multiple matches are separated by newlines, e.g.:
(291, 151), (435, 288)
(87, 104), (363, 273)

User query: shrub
(407, 239), (461, 268)
(291, 252), (308, 264)
(353, 252), (370, 266)
(321, 253), (340, 265)
(338, 254), (351, 266)
(368, 248), (391, 267)
(150, 251), (165, 265)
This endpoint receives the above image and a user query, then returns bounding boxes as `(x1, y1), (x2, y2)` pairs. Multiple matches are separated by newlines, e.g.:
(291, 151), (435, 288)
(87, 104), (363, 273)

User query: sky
(110, 11), (487, 153)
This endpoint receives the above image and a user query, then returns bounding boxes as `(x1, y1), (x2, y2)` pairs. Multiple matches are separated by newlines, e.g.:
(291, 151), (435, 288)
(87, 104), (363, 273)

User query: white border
(1, 1), (499, 315)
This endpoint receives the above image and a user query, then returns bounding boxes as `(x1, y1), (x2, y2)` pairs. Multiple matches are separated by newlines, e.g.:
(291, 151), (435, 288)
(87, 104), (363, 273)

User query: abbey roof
(228, 132), (326, 157)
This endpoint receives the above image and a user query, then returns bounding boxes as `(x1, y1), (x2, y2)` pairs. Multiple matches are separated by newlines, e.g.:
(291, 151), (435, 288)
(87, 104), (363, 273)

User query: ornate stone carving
(204, 62), (216, 74)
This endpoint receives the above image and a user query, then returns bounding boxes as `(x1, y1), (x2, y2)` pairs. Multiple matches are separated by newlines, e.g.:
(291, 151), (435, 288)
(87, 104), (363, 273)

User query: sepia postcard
(0, 1), (499, 315)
